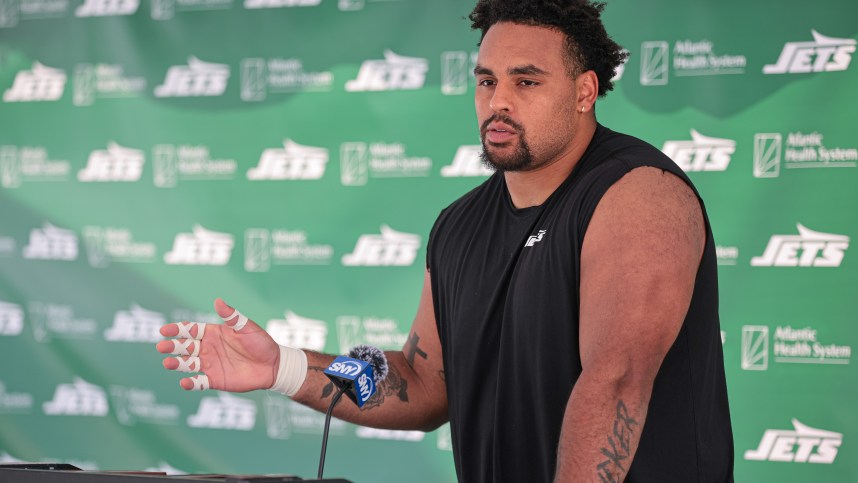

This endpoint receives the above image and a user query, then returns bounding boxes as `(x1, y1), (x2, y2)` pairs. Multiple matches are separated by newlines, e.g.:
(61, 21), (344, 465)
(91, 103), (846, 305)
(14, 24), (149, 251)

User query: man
(157, 1), (734, 481)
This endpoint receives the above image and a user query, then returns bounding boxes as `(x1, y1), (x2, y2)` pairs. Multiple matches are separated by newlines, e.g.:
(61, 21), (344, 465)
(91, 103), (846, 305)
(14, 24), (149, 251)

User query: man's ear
(576, 70), (599, 113)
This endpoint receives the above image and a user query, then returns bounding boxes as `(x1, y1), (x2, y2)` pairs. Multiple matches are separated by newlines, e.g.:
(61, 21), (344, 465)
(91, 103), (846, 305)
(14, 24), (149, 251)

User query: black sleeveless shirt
(427, 125), (733, 482)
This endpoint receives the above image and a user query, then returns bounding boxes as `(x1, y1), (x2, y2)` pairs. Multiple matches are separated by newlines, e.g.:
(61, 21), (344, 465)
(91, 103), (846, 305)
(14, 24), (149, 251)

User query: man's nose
(489, 82), (513, 113)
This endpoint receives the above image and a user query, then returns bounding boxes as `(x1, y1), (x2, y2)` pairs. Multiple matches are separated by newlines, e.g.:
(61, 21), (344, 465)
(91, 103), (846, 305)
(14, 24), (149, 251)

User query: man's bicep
(401, 269), (446, 392)
(578, 167), (705, 379)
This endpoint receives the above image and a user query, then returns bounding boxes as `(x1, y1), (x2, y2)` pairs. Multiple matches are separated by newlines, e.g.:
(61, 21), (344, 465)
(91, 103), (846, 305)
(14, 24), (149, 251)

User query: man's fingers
(214, 298), (250, 331)
(157, 339), (201, 357)
(159, 321), (206, 339)
(163, 356), (201, 373)
(180, 375), (209, 391)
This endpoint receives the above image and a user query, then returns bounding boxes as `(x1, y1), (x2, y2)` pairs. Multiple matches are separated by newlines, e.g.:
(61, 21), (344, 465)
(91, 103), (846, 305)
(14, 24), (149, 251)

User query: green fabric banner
(0, 0), (855, 481)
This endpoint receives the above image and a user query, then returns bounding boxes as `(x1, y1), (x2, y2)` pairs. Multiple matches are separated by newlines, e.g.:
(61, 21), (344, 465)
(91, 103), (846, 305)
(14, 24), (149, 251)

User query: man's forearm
(289, 350), (447, 432)
(554, 370), (652, 483)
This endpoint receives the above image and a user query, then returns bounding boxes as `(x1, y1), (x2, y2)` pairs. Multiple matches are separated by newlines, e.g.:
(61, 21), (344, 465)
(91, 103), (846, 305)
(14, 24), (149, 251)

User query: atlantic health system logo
(153, 144), (237, 188)
(73, 63), (147, 106)
(340, 142), (431, 185)
(440, 50), (477, 96)
(244, 228), (333, 271)
(640, 39), (747, 86)
(753, 131), (857, 178)
(741, 325), (851, 371)
(0, 146), (71, 188)
(240, 57), (332, 101)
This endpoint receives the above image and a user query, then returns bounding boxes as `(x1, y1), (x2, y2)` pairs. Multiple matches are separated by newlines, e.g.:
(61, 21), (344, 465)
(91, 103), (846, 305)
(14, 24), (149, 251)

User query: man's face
(474, 22), (580, 172)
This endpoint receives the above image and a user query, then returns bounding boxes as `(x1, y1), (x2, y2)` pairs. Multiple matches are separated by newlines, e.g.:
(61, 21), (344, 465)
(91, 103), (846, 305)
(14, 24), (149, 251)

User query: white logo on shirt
(524, 230), (547, 247)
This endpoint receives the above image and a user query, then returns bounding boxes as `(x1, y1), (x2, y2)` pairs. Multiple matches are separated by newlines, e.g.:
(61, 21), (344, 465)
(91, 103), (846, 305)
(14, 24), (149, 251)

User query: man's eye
(477, 79), (496, 87)
(519, 79), (539, 87)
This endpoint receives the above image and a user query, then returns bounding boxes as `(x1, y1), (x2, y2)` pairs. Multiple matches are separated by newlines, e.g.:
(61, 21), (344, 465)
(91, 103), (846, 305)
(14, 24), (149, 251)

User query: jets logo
(342, 225), (420, 266)
(247, 139), (328, 180)
(187, 393), (257, 430)
(764, 30), (856, 74)
(3, 62), (66, 102)
(163, 225), (234, 266)
(43, 378), (109, 416)
(751, 223), (848, 267)
(745, 419), (842, 464)
(154, 57), (229, 98)
(75, 0), (139, 17)
(345, 50), (428, 92)
(440, 145), (493, 177)
(661, 129), (735, 172)
(78, 142), (145, 182)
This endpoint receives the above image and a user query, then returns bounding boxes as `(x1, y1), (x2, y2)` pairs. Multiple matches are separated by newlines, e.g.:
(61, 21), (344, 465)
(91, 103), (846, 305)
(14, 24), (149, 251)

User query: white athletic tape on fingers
(174, 322), (206, 340)
(189, 374), (209, 391)
(269, 345), (308, 397)
(175, 356), (201, 373)
(221, 308), (248, 331)
(171, 338), (200, 357)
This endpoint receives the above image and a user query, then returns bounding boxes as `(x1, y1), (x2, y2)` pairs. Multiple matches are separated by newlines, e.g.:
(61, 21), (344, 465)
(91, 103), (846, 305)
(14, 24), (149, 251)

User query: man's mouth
(484, 122), (518, 144)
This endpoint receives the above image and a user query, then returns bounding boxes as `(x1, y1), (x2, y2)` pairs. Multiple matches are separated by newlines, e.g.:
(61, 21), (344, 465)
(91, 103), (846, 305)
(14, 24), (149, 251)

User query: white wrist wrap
(269, 345), (308, 397)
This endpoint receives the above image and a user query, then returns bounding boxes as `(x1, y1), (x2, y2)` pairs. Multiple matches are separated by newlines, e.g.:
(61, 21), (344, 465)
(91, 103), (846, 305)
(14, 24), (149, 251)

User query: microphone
(317, 345), (389, 479)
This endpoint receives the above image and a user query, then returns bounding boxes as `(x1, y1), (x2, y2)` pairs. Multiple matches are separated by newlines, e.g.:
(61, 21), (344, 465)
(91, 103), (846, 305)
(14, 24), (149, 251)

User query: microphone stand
(317, 386), (346, 479)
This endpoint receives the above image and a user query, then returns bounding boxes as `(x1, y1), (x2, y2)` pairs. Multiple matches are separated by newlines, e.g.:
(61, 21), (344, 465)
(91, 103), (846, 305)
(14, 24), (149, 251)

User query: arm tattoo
(404, 331), (428, 366)
(360, 364), (409, 410)
(312, 363), (410, 409)
(595, 400), (639, 483)
(307, 365), (337, 400)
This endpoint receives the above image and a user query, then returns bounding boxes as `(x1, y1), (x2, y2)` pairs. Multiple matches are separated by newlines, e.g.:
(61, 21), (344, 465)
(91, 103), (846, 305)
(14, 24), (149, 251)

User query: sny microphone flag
(324, 356), (377, 408)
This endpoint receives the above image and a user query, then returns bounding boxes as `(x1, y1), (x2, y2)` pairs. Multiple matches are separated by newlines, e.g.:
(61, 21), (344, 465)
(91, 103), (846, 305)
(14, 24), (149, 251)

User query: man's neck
(503, 120), (597, 209)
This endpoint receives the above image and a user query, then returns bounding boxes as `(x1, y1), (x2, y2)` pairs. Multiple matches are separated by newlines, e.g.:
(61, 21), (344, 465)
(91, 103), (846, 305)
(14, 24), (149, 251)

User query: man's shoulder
(428, 172), (502, 247)
(438, 171), (502, 217)
(591, 124), (673, 168)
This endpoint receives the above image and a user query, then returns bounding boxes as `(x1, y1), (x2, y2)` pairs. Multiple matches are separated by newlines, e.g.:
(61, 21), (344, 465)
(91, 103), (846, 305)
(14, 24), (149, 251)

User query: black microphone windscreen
(347, 344), (389, 385)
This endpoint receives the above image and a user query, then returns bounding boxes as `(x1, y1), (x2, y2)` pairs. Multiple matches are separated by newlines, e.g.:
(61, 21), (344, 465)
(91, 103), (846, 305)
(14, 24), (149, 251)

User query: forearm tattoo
(308, 366), (337, 401)
(596, 400), (639, 483)
(360, 365), (409, 410)
(313, 364), (410, 410)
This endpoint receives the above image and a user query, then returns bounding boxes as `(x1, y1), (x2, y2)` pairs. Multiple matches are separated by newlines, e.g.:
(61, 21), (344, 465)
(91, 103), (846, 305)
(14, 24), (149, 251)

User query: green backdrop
(0, 0), (855, 481)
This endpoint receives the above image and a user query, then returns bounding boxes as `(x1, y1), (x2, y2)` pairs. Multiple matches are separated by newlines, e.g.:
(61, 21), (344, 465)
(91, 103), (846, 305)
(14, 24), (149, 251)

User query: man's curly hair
(469, 0), (627, 97)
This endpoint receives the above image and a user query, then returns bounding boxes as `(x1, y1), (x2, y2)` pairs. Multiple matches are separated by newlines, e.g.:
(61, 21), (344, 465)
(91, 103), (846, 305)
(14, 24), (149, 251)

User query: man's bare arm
(158, 270), (448, 432)
(554, 167), (705, 482)
(280, 269), (447, 432)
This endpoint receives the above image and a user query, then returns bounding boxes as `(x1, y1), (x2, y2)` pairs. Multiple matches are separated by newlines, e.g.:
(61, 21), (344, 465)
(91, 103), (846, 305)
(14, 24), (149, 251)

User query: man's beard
(480, 136), (535, 172)
(479, 115), (535, 172)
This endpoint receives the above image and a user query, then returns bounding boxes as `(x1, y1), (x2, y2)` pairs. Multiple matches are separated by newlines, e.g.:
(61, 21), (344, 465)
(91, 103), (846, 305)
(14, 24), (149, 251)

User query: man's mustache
(481, 114), (525, 135)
